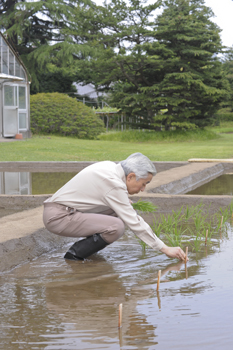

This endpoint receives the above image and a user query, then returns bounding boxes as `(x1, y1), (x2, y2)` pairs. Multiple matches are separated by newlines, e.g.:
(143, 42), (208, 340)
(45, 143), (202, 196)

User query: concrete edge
(0, 161), (188, 173)
(0, 227), (73, 273)
(149, 163), (225, 194)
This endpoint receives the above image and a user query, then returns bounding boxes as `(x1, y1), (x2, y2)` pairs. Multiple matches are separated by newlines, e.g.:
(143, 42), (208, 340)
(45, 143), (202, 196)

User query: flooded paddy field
(1, 222), (233, 350)
(0, 171), (77, 196)
(187, 174), (233, 196)
(1, 161), (233, 349)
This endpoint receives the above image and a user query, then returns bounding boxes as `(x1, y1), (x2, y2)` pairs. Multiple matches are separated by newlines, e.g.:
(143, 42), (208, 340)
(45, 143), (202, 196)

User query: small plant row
(133, 201), (233, 252)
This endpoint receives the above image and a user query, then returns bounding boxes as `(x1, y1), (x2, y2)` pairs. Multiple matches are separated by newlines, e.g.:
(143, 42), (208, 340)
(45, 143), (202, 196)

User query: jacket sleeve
(103, 185), (165, 251)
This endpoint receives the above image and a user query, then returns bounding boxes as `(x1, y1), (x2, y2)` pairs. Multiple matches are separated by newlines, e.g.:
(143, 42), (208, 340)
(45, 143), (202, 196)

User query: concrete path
(146, 162), (224, 194)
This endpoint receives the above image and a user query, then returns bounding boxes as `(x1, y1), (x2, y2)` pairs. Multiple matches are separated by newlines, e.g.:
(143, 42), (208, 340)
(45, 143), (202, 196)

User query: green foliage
(30, 69), (77, 95)
(80, 0), (229, 129)
(133, 201), (233, 251)
(0, 0), (94, 93)
(30, 92), (105, 138)
(98, 129), (219, 143)
(216, 108), (233, 122)
(1, 0), (231, 127)
(132, 200), (157, 213)
(149, 203), (233, 252)
(95, 107), (120, 114)
(221, 47), (233, 112)
(148, 0), (229, 129)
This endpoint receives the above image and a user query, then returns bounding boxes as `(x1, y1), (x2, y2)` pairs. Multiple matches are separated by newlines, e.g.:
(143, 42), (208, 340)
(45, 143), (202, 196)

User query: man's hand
(160, 245), (188, 261)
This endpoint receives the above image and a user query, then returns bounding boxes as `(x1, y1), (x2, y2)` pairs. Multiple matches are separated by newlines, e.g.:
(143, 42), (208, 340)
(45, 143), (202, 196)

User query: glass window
(9, 50), (14, 75)
(20, 172), (28, 187)
(20, 67), (26, 80)
(15, 59), (20, 77)
(4, 85), (16, 106)
(2, 39), (8, 74)
(19, 86), (26, 108)
(15, 85), (17, 105)
(19, 113), (27, 129)
(0, 37), (2, 73)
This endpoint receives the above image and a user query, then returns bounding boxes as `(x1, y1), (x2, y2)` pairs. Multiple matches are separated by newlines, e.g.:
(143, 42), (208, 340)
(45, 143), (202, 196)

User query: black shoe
(64, 234), (109, 260)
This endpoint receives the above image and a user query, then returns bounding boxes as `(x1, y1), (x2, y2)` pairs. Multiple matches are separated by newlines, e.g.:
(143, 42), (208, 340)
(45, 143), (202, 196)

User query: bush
(30, 93), (105, 139)
(216, 108), (233, 122)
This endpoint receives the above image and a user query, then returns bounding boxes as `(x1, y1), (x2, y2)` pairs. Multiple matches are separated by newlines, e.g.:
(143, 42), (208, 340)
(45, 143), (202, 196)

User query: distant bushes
(30, 93), (105, 139)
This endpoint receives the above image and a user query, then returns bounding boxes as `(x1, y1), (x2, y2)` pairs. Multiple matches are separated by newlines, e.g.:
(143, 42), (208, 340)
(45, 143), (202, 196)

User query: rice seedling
(135, 200), (233, 253)
(132, 199), (157, 213)
(189, 231), (203, 252)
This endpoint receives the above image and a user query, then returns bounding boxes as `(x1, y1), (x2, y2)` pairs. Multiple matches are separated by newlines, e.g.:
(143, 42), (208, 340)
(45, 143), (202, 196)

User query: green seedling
(132, 199), (157, 213)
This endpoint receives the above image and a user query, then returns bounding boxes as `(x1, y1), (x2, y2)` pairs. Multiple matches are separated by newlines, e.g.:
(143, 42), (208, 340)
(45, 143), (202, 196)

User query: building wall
(0, 33), (30, 139)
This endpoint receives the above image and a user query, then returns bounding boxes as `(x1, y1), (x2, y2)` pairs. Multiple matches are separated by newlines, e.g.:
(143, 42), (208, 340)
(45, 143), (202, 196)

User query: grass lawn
(0, 131), (233, 162)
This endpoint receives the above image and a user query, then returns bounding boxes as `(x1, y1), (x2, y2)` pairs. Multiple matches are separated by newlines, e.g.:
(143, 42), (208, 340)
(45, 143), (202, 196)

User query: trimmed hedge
(30, 92), (105, 139)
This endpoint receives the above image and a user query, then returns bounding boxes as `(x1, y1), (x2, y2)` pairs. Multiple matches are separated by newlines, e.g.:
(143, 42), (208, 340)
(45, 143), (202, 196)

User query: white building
(0, 32), (30, 139)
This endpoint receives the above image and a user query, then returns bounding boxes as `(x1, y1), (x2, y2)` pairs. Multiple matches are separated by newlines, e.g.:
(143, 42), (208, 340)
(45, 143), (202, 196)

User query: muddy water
(0, 227), (233, 350)
(0, 172), (77, 195)
(187, 174), (233, 196)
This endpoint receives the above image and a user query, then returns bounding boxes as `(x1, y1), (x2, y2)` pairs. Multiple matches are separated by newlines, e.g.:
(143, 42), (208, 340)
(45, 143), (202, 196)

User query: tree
(74, 0), (163, 129)
(221, 47), (233, 112)
(80, 0), (229, 129)
(148, 0), (229, 129)
(0, 0), (95, 93)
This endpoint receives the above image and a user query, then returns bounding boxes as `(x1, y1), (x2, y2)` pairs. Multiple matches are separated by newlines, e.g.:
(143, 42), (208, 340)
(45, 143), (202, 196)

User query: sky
(94, 0), (233, 48)
(204, 0), (233, 48)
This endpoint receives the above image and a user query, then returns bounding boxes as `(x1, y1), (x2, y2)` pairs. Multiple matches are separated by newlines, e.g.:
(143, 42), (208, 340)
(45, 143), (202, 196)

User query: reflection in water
(0, 228), (233, 349)
(187, 174), (233, 195)
(0, 171), (77, 195)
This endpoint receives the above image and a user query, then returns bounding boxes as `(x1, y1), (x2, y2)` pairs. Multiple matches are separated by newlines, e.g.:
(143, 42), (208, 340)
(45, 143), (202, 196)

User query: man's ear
(126, 172), (136, 182)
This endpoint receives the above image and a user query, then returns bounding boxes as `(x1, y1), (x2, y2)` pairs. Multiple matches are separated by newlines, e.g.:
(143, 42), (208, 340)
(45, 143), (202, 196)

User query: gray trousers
(43, 202), (125, 244)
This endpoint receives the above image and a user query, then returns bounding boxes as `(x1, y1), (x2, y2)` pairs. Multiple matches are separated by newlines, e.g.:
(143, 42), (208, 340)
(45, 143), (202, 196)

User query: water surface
(0, 172), (77, 195)
(0, 226), (233, 350)
(187, 174), (233, 196)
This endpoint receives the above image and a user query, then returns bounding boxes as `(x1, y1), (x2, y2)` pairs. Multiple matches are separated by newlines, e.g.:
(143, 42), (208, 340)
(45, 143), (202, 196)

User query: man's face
(126, 172), (153, 195)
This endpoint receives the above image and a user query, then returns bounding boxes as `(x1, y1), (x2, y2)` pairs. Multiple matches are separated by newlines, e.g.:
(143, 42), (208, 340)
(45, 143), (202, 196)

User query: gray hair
(120, 153), (156, 180)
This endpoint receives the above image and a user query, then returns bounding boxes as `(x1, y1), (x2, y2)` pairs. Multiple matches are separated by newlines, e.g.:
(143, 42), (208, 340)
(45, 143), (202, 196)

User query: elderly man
(43, 153), (186, 261)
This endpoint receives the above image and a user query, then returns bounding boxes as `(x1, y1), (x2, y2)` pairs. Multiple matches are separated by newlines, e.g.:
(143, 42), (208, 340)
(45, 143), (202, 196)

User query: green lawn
(1, 132), (233, 162)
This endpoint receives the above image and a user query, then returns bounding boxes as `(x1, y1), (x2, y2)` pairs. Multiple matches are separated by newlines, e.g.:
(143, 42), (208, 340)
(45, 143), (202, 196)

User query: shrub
(30, 92), (105, 139)
(216, 108), (233, 122)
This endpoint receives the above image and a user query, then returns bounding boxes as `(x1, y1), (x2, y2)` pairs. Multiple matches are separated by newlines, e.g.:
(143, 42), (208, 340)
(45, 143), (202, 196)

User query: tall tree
(75, 0), (163, 128)
(0, 0), (95, 93)
(221, 47), (233, 112)
(82, 0), (229, 129)
(148, 0), (229, 129)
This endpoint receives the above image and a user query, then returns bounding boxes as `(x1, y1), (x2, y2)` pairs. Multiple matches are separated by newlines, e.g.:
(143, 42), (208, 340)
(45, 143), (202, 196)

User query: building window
(19, 113), (27, 129)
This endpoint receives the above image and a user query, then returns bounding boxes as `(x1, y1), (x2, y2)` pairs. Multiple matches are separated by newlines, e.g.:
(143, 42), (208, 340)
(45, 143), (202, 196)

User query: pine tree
(146, 0), (229, 129)
(83, 0), (229, 129)
(222, 47), (233, 112)
(75, 0), (163, 128)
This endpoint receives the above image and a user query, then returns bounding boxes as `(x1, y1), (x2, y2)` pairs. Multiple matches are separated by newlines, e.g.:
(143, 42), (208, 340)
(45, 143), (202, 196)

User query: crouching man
(43, 153), (186, 261)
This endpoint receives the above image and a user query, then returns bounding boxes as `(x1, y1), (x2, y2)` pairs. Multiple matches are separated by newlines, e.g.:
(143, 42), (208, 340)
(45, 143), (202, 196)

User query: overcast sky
(94, 0), (233, 48)
(204, 0), (233, 48)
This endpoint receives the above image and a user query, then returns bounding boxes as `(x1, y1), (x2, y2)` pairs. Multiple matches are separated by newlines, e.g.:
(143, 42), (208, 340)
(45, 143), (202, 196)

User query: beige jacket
(47, 161), (164, 251)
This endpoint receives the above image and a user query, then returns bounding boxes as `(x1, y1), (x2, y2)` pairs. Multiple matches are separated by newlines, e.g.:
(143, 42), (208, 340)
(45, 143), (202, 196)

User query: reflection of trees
(0, 276), (57, 350)
(45, 257), (158, 349)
